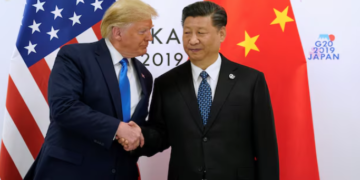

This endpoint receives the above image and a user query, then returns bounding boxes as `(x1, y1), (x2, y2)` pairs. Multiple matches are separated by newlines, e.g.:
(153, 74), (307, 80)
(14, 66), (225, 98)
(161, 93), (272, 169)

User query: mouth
(189, 48), (201, 53)
(140, 45), (148, 49)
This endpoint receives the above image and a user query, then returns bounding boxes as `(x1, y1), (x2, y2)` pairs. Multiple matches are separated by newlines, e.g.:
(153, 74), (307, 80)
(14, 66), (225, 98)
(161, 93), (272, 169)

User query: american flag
(0, 0), (116, 179)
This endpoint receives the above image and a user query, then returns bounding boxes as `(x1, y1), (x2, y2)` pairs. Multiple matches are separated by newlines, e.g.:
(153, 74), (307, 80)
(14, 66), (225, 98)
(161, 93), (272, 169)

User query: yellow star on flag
(237, 31), (260, 57)
(270, 6), (294, 32)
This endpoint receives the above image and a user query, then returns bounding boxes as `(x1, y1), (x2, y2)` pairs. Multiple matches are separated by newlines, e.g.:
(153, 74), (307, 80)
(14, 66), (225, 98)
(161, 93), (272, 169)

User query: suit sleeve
(252, 72), (279, 180)
(136, 78), (170, 157)
(48, 45), (119, 149)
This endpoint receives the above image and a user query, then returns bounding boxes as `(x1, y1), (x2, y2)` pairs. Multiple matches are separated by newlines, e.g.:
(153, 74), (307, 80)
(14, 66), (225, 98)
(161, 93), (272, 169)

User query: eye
(184, 32), (190, 34)
(139, 30), (147, 34)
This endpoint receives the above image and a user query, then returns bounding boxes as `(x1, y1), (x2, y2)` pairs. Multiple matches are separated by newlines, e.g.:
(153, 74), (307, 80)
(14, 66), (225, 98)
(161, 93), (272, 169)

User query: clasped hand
(115, 121), (144, 151)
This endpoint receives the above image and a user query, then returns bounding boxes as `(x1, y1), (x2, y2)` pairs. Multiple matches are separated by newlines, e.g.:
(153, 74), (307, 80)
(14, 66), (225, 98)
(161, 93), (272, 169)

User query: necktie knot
(120, 58), (129, 66)
(200, 71), (209, 80)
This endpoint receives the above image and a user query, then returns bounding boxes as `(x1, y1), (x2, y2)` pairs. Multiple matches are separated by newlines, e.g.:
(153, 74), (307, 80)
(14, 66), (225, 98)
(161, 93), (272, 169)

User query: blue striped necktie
(119, 58), (131, 122)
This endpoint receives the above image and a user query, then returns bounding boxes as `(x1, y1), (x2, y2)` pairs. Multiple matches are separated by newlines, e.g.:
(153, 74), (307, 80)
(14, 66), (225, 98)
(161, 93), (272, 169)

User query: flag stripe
(45, 48), (60, 70)
(29, 59), (51, 104)
(2, 109), (34, 178)
(6, 76), (44, 158)
(0, 141), (22, 180)
(10, 49), (50, 137)
(76, 27), (99, 43)
(61, 38), (78, 48)
(92, 21), (103, 40)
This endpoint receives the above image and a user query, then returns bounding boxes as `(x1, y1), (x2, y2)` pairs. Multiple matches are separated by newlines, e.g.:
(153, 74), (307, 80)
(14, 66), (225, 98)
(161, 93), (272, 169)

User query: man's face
(115, 19), (153, 57)
(182, 16), (225, 62)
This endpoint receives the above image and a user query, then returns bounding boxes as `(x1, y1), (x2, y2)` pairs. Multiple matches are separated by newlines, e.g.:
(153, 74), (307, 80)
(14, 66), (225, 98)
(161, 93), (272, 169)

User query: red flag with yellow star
(208, 0), (320, 180)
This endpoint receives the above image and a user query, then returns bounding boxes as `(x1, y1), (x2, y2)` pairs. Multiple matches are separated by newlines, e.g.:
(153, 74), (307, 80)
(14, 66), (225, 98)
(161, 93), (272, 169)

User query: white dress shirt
(191, 54), (222, 100)
(105, 38), (142, 119)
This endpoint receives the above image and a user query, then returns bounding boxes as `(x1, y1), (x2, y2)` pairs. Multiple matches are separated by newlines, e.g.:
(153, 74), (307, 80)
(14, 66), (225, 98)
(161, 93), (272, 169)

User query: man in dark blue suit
(24, 0), (157, 179)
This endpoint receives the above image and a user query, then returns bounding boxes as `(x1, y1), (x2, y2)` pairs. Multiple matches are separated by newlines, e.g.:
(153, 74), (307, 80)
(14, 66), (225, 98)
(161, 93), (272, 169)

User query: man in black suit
(122, 1), (279, 180)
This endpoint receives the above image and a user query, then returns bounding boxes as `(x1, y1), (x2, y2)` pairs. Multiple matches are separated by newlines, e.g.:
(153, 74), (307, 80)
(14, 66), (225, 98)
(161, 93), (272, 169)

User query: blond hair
(100, 0), (158, 38)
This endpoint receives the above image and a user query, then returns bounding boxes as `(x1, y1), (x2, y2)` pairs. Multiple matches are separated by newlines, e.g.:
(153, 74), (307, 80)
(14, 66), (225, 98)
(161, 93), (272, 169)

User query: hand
(128, 121), (145, 148)
(116, 121), (142, 151)
(118, 121), (145, 151)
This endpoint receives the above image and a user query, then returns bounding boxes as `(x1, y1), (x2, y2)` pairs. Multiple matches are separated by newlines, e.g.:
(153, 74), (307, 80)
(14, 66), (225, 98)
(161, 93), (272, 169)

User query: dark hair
(181, 1), (227, 29)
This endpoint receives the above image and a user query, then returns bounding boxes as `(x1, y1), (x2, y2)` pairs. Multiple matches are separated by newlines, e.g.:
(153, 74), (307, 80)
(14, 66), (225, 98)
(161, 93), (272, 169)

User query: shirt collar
(191, 53), (222, 81)
(105, 38), (132, 68)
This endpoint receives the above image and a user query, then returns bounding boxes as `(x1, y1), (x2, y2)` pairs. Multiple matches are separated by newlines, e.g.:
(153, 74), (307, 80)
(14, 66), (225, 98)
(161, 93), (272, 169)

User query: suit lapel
(132, 58), (149, 96)
(131, 59), (149, 123)
(95, 39), (123, 119)
(176, 61), (204, 132)
(204, 56), (238, 134)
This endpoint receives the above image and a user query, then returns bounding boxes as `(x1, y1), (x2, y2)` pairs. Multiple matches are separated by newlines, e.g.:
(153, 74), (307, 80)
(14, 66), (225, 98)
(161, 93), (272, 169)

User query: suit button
(203, 137), (208, 142)
(112, 169), (116, 173)
(198, 167), (202, 172)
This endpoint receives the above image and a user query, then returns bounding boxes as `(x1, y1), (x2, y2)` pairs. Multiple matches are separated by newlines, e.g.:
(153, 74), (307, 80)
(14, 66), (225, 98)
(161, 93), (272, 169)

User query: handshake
(115, 121), (144, 151)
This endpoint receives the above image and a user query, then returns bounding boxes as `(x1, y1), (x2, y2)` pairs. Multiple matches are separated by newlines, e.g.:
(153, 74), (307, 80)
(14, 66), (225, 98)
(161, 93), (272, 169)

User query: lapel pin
(229, 74), (235, 79)
(141, 73), (145, 78)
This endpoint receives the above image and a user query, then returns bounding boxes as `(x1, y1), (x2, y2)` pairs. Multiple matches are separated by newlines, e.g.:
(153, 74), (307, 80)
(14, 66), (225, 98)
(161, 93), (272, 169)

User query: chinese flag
(208, 0), (320, 180)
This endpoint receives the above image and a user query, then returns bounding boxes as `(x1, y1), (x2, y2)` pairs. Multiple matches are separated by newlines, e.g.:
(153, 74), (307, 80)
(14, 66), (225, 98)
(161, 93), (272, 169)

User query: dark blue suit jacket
(24, 39), (153, 180)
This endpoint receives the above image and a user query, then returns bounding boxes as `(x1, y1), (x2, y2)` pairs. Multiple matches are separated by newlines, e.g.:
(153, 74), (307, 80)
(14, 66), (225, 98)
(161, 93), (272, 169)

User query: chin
(188, 54), (203, 61)
(137, 50), (147, 56)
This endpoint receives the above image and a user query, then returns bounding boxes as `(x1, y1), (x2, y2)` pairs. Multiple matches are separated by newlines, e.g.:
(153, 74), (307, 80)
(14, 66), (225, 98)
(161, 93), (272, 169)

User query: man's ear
(219, 26), (226, 42)
(112, 27), (122, 41)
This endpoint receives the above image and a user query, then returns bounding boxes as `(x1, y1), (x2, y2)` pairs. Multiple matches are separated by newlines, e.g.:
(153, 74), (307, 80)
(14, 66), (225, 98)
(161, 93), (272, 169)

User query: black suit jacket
(139, 54), (279, 180)
(24, 39), (153, 180)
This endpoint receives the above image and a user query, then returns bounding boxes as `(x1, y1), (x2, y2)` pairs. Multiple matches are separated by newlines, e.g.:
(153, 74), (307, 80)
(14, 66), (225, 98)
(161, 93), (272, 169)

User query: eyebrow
(184, 26), (206, 29)
(145, 25), (154, 29)
(139, 25), (153, 30)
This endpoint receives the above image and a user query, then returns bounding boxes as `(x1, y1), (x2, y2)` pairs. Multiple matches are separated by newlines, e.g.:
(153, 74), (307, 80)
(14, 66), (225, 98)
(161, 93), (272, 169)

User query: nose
(146, 29), (153, 41)
(189, 33), (199, 45)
